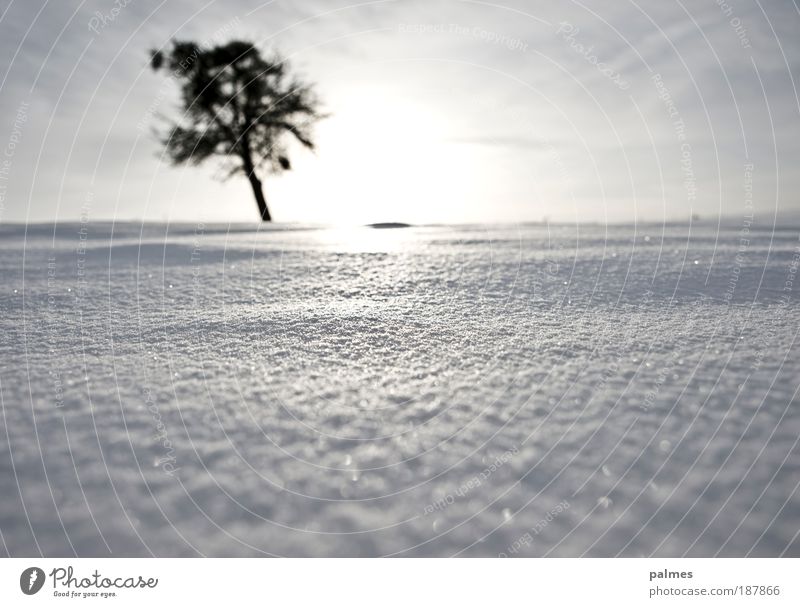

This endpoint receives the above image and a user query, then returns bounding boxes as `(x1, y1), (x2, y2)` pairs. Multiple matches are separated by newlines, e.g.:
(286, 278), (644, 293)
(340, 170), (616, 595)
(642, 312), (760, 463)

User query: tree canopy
(150, 40), (325, 221)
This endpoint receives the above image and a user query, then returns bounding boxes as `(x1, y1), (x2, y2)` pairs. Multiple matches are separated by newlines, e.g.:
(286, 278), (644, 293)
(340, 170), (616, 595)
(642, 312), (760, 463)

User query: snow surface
(0, 221), (798, 556)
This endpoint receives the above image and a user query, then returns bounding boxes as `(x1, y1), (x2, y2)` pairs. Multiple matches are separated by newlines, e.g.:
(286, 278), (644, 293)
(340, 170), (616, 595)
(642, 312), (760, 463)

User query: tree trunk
(240, 144), (271, 222)
(246, 171), (271, 222)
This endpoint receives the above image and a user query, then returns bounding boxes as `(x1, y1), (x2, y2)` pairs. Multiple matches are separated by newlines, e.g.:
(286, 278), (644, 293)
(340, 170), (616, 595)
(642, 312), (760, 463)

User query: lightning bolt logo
(20, 567), (45, 595)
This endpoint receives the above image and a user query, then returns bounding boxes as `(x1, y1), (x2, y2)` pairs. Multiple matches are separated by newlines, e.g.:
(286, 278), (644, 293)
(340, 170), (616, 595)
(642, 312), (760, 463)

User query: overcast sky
(0, 0), (798, 224)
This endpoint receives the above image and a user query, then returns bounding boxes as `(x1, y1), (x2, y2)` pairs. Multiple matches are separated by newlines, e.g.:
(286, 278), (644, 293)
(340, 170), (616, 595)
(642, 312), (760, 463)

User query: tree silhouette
(150, 40), (325, 221)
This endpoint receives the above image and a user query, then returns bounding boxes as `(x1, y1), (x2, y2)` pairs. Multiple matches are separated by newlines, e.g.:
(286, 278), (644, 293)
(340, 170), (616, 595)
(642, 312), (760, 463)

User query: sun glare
(284, 87), (481, 226)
